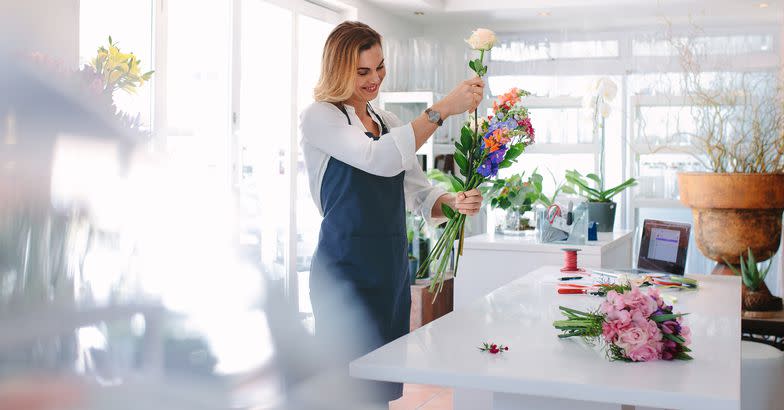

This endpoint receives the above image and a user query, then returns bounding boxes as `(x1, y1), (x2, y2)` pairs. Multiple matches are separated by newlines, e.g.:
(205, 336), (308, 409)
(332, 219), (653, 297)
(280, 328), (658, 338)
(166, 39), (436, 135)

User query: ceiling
(365, 0), (784, 31)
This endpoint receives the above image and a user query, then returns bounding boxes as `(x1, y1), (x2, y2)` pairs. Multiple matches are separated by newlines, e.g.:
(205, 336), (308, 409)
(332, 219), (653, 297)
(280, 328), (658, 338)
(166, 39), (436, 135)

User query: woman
(300, 21), (484, 404)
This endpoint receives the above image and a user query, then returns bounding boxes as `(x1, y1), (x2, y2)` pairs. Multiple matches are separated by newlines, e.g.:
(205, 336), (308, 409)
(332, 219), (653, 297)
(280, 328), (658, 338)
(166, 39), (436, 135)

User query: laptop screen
(637, 219), (691, 275)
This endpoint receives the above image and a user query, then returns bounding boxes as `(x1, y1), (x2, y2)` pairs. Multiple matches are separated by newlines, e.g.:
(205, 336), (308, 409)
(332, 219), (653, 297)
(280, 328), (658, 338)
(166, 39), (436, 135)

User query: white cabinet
(455, 231), (634, 308)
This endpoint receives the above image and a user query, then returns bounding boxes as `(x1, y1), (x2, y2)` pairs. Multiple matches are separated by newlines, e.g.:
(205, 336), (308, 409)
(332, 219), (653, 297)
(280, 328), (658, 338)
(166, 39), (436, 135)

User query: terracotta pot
(678, 173), (784, 272)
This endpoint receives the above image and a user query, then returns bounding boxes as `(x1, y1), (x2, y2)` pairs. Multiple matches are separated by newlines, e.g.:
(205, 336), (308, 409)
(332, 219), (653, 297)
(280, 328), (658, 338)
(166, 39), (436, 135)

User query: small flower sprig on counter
(479, 342), (509, 354)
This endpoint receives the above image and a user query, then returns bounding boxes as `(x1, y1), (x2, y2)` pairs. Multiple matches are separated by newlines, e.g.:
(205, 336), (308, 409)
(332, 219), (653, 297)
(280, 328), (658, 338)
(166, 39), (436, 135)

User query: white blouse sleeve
(299, 102), (417, 177)
(381, 110), (449, 226)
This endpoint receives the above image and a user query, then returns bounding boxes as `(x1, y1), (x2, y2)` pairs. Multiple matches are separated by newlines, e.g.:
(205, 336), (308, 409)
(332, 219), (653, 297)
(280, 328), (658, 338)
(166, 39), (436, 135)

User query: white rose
(467, 114), (488, 130)
(596, 77), (618, 102)
(465, 28), (497, 51)
(599, 101), (612, 118)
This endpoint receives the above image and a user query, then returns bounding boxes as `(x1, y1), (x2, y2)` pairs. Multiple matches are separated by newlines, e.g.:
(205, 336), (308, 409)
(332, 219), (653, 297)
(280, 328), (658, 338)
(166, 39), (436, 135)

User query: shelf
(631, 198), (686, 208)
(630, 143), (701, 156)
(525, 143), (596, 154)
(520, 96), (583, 108)
(432, 143), (455, 156)
(630, 94), (696, 107)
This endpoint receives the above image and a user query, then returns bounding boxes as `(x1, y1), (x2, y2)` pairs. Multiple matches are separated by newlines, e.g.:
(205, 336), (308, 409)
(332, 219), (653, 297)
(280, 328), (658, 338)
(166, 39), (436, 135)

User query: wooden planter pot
(677, 173), (784, 275)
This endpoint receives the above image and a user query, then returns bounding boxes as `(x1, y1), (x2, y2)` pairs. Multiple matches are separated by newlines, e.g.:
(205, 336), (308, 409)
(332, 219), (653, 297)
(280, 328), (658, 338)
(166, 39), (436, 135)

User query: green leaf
(651, 313), (686, 323)
(455, 141), (464, 152)
(586, 173), (602, 186)
(601, 178), (638, 201)
(723, 257), (742, 276)
(446, 173), (465, 192)
(454, 150), (469, 176)
(441, 203), (456, 219)
(663, 333), (687, 344)
(460, 126), (473, 152)
(468, 60), (477, 74)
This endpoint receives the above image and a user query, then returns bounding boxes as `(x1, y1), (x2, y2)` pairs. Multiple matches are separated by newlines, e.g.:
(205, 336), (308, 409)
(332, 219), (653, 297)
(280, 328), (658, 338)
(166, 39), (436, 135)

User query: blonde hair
(313, 21), (382, 103)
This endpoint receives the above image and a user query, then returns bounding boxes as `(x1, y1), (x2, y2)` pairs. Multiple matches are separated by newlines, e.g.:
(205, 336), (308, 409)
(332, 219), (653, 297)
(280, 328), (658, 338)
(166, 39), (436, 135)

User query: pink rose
(646, 320), (663, 342)
(617, 326), (650, 351)
(628, 343), (661, 362)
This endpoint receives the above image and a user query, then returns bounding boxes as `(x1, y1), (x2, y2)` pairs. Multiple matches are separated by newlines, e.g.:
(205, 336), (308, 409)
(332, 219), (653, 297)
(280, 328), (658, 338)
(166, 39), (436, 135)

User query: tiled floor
(390, 384), (453, 410)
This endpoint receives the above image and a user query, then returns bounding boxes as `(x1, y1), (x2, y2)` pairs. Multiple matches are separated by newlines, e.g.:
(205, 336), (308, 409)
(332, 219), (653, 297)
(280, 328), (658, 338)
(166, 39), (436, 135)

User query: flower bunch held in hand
(553, 286), (693, 362)
(416, 29), (535, 297)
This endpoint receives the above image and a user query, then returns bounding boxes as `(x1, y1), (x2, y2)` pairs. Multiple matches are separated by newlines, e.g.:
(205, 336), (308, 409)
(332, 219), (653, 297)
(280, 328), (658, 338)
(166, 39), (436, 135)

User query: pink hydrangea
(680, 323), (692, 346)
(602, 319), (631, 341)
(621, 287), (658, 317)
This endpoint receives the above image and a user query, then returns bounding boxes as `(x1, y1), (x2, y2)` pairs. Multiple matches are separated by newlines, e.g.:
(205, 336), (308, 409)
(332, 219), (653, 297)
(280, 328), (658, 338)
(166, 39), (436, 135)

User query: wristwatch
(425, 107), (443, 126)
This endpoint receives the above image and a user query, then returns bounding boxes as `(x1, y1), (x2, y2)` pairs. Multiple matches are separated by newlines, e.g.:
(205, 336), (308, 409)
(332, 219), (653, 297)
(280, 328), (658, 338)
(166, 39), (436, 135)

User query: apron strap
(332, 102), (388, 136)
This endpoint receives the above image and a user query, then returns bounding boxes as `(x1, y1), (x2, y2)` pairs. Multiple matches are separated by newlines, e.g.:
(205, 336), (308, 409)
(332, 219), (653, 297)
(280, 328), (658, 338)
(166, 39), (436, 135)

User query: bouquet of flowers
(90, 36), (154, 94)
(553, 286), (693, 362)
(24, 37), (154, 138)
(416, 28), (535, 295)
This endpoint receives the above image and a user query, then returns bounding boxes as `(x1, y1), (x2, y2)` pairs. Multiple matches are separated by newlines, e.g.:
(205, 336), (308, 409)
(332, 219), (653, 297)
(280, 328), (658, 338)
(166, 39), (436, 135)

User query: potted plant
(483, 173), (537, 234)
(562, 170), (637, 232)
(726, 249), (782, 315)
(668, 33), (784, 275)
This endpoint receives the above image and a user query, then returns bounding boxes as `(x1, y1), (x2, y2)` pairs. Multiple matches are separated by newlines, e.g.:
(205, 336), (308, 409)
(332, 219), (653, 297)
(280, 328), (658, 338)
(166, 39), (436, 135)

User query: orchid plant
(582, 77), (617, 190)
(417, 29), (535, 296)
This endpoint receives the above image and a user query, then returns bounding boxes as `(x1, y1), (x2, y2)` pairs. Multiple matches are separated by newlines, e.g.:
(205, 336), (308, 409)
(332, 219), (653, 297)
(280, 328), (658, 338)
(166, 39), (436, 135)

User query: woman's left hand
(454, 189), (483, 216)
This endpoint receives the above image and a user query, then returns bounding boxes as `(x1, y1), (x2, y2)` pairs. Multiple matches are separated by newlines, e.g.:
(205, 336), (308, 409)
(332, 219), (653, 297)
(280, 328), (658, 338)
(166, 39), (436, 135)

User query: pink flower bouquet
(553, 286), (692, 362)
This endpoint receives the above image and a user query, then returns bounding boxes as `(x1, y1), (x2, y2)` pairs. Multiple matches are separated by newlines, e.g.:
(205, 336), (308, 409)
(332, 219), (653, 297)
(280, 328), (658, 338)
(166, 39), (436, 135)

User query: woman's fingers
(464, 188), (482, 197)
(455, 189), (484, 215)
(441, 77), (487, 117)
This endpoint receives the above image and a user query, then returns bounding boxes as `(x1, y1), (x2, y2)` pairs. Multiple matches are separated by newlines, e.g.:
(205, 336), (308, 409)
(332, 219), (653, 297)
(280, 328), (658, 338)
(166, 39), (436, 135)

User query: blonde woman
(300, 21), (483, 404)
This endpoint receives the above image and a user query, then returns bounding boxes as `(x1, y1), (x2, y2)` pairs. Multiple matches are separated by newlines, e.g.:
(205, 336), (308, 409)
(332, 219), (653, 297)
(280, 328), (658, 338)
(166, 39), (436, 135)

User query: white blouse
(300, 101), (447, 226)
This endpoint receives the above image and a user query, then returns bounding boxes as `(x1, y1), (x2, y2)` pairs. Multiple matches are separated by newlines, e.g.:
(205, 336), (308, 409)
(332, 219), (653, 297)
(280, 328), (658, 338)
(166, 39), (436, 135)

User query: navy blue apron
(309, 103), (410, 403)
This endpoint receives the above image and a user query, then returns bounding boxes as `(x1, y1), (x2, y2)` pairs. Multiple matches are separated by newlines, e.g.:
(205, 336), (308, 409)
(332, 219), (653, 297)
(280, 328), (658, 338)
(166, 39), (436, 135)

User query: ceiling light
(539, 11), (551, 17)
(759, 2), (769, 8)
(414, 11), (424, 16)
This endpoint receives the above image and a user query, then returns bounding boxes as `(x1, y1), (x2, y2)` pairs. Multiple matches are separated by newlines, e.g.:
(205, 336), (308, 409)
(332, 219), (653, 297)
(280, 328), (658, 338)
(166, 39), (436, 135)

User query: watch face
(428, 109), (439, 123)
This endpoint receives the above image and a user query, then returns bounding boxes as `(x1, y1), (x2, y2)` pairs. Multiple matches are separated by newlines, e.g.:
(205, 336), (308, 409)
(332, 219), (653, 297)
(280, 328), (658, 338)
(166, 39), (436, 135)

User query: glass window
(295, 13), (336, 317)
(632, 34), (774, 56)
(488, 74), (608, 98)
(166, 0), (232, 176)
(79, 0), (154, 128)
(238, 0), (293, 286)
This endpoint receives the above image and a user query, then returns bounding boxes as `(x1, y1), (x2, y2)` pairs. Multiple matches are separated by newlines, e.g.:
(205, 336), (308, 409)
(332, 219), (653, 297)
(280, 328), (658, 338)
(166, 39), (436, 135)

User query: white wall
(0, 0), (80, 67)
(338, 0), (424, 40)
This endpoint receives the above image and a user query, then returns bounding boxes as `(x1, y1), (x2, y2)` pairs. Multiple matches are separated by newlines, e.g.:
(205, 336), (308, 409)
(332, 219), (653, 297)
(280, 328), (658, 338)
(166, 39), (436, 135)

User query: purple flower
(476, 149), (507, 178)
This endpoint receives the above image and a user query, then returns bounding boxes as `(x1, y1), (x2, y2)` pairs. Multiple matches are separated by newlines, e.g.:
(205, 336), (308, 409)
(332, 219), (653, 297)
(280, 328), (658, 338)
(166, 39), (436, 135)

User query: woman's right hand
(435, 77), (485, 118)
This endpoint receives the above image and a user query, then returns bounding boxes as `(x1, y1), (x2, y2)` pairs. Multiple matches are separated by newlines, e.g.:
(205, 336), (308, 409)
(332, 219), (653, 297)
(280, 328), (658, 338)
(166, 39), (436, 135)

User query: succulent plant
(725, 248), (773, 291)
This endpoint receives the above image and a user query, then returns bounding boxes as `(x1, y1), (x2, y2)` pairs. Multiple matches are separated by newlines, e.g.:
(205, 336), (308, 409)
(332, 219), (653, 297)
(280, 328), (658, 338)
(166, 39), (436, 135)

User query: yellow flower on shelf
(89, 36), (154, 95)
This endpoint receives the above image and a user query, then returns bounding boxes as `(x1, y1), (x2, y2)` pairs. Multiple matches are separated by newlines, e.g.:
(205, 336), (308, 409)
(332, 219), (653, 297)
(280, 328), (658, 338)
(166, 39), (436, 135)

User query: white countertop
(462, 230), (634, 254)
(350, 266), (740, 410)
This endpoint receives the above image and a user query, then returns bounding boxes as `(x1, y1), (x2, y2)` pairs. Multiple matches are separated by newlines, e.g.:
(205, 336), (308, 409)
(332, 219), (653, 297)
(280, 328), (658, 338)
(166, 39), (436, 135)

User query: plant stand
(410, 274), (454, 331)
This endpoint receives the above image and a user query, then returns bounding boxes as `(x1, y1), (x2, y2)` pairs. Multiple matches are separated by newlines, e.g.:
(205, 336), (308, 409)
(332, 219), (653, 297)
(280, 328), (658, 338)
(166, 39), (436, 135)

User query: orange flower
(483, 128), (511, 153)
(497, 87), (521, 109)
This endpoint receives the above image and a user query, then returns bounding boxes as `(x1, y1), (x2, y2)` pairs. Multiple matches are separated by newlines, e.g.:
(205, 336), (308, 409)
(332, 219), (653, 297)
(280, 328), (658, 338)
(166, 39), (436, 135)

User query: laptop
(608, 219), (692, 276)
